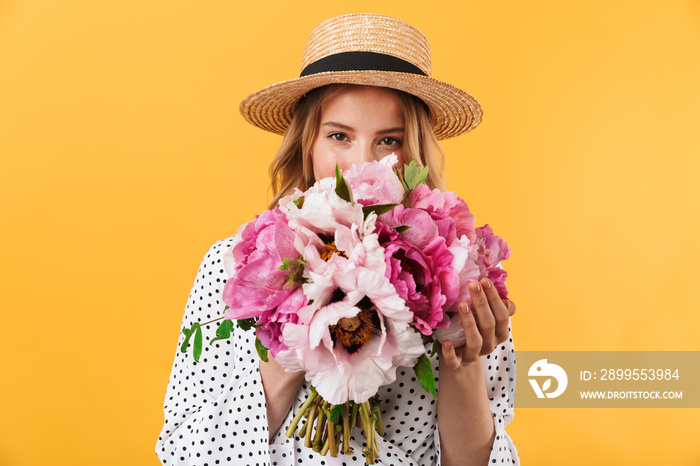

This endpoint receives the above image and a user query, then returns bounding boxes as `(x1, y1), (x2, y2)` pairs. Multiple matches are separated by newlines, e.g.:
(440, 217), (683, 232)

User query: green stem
(199, 316), (225, 327)
(320, 404), (330, 447)
(320, 434), (330, 457)
(286, 387), (318, 438)
(312, 401), (327, 452)
(342, 401), (352, 455)
(299, 416), (309, 438)
(303, 403), (318, 448)
(359, 401), (377, 464)
(327, 406), (338, 458)
(371, 400), (384, 437)
(351, 402), (360, 429)
(320, 425), (342, 457)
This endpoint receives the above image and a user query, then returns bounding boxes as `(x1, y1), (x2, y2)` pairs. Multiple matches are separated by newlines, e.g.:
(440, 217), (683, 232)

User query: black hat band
(300, 51), (427, 77)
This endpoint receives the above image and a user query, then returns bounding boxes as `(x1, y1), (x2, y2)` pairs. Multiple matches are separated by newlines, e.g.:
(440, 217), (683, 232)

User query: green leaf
(210, 319), (234, 344)
(237, 318), (257, 331)
(393, 225), (410, 233)
(217, 319), (234, 337)
(193, 325), (203, 362)
(402, 161), (419, 183)
(362, 203), (398, 218)
(293, 197), (305, 208)
(401, 161), (430, 191)
(279, 257), (294, 270)
(431, 339), (440, 358)
(414, 165), (429, 187)
(413, 353), (437, 399)
(180, 323), (200, 353)
(329, 404), (345, 423)
(335, 165), (353, 203)
(280, 257), (307, 290)
(255, 337), (269, 362)
(396, 166), (409, 192)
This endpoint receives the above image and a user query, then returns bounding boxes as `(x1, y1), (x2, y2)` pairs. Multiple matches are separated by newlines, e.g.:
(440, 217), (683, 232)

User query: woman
(157, 13), (519, 466)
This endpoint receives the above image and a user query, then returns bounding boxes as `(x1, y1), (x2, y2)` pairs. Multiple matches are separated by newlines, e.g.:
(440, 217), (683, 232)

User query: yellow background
(1, 1), (699, 464)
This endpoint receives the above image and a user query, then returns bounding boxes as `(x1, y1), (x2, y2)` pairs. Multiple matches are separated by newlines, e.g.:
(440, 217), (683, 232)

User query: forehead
(319, 85), (404, 122)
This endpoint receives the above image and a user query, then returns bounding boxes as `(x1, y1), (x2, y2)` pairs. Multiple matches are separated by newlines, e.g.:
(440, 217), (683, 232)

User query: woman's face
(311, 86), (405, 181)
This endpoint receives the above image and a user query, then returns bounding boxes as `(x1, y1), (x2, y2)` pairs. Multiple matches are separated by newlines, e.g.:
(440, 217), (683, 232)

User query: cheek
(311, 141), (337, 180)
(393, 149), (405, 167)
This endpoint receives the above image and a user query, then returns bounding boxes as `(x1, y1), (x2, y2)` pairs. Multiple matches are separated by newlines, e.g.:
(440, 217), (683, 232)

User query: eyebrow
(321, 121), (404, 135)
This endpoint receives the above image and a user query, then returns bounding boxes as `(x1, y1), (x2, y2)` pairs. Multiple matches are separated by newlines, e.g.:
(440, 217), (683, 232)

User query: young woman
(157, 13), (519, 466)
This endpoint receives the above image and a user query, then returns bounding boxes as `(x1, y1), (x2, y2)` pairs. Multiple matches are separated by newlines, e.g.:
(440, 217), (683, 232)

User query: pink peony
(228, 209), (299, 272)
(278, 177), (365, 244)
(434, 225), (511, 346)
(475, 225), (511, 299)
(254, 286), (308, 356)
(447, 235), (482, 313)
(408, 184), (477, 245)
(222, 209), (307, 357)
(275, 264), (424, 405)
(376, 205), (459, 334)
(343, 154), (405, 205)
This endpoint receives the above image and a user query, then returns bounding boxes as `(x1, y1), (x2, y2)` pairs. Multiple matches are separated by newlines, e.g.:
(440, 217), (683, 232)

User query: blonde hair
(267, 85), (446, 209)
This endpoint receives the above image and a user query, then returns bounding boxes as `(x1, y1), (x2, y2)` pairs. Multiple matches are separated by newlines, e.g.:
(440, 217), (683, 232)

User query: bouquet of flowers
(180, 155), (510, 464)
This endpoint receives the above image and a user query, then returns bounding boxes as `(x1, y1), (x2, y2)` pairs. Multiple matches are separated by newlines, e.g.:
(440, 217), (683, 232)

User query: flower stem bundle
(286, 389), (384, 464)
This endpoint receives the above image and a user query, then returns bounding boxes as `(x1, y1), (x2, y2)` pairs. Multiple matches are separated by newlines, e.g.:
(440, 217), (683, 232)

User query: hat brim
(239, 71), (483, 140)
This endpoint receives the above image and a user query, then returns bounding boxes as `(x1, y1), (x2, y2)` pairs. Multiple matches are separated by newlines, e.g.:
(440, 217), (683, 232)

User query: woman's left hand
(440, 276), (516, 368)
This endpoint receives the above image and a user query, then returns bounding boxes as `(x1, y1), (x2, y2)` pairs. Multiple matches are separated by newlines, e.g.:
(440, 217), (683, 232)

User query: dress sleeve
(156, 237), (273, 466)
(482, 319), (519, 464)
(433, 319), (519, 466)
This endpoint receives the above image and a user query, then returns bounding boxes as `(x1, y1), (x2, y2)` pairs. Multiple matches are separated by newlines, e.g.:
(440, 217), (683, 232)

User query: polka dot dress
(156, 237), (520, 465)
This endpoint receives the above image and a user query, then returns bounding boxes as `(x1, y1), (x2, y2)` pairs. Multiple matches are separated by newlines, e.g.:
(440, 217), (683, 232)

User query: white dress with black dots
(157, 237), (520, 466)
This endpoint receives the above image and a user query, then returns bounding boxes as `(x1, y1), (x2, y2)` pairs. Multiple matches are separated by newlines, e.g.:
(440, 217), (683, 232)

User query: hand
(441, 277), (516, 368)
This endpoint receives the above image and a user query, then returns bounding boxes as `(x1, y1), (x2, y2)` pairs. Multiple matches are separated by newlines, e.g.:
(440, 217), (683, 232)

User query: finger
(458, 301), (483, 363)
(503, 299), (516, 317)
(468, 281), (495, 354)
(440, 339), (460, 371)
(481, 278), (510, 346)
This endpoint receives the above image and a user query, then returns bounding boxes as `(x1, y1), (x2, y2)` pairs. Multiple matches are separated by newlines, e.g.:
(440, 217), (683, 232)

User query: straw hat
(239, 13), (483, 140)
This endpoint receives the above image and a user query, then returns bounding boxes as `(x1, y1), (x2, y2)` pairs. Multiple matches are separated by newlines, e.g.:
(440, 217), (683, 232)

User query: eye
(329, 132), (348, 142)
(379, 137), (401, 146)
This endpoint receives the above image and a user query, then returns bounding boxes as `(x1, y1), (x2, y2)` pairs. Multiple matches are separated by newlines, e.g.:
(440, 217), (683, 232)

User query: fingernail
(502, 299), (510, 310)
(460, 302), (470, 314)
(470, 282), (481, 293)
(482, 278), (492, 289)
(444, 341), (452, 350)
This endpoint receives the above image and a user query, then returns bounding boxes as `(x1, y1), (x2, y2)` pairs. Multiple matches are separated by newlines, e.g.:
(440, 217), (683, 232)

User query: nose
(356, 142), (375, 163)
(339, 141), (378, 172)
